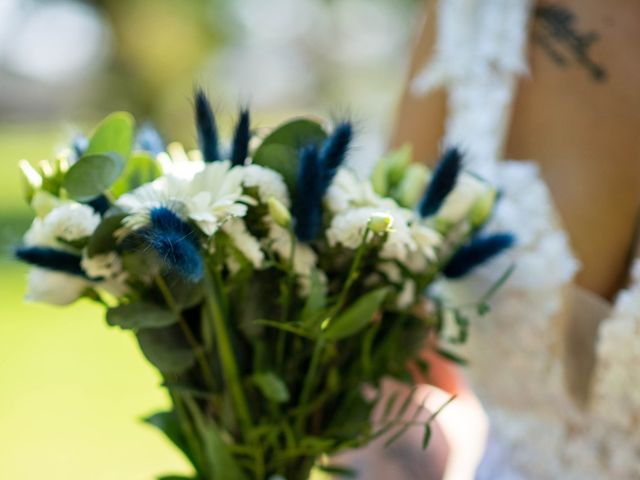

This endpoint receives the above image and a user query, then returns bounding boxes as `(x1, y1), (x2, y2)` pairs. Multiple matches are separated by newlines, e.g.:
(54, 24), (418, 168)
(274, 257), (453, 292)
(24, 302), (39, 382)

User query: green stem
(202, 266), (253, 435)
(155, 276), (216, 391)
(276, 228), (297, 370)
(331, 227), (371, 317)
(295, 338), (325, 432)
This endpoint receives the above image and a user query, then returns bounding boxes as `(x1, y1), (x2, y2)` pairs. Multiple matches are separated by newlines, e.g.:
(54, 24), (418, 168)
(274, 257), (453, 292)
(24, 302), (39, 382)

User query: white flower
(327, 207), (417, 262)
(117, 160), (251, 237)
(156, 142), (205, 180)
(411, 224), (442, 261)
(437, 173), (490, 224)
(24, 203), (100, 249)
(241, 164), (290, 206)
(325, 168), (390, 213)
(222, 219), (265, 269)
(25, 268), (89, 305)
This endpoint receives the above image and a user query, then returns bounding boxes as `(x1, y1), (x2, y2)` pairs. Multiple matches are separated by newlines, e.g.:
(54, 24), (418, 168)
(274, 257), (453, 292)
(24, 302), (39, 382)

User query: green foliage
(111, 152), (162, 198)
(63, 153), (125, 201)
(252, 372), (290, 403)
(323, 287), (390, 340)
(84, 111), (135, 159)
(107, 301), (177, 329)
(144, 411), (199, 468)
(253, 119), (327, 194)
(137, 325), (196, 374)
(86, 213), (127, 257)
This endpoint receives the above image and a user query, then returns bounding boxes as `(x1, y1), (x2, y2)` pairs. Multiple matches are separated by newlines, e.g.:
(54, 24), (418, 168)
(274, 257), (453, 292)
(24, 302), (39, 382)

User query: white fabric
(412, 1), (640, 478)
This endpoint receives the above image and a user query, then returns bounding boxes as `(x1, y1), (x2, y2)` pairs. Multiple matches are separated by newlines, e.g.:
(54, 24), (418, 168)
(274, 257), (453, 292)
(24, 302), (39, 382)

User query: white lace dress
(412, 1), (640, 478)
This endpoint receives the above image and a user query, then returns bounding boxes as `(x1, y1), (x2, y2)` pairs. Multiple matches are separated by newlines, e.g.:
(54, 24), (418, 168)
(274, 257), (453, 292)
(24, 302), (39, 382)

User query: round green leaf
(107, 301), (177, 330)
(137, 325), (196, 374)
(85, 111), (135, 159)
(110, 152), (162, 198)
(63, 153), (125, 201)
(252, 371), (290, 403)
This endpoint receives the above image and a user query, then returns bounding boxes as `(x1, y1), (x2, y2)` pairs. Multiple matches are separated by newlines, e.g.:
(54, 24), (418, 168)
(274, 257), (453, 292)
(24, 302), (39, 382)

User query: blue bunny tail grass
(87, 194), (110, 216)
(319, 121), (352, 189)
(135, 123), (166, 156)
(293, 145), (323, 242)
(194, 88), (220, 163)
(230, 108), (251, 166)
(15, 246), (88, 278)
(418, 147), (463, 218)
(444, 233), (516, 279)
(145, 206), (203, 281)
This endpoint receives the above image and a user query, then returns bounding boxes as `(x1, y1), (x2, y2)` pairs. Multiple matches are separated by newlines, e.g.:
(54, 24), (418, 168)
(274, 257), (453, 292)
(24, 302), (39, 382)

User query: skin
(391, 0), (640, 301)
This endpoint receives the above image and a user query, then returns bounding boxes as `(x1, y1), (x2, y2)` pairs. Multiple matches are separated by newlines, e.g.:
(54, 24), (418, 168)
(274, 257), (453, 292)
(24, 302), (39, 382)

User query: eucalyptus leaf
(323, 287), (391, 341)
(86, 213), (126, 257)
(145, 411), (198, 468)
(252, 371), (290, 403)
(107, 301), (177, 330)
(253, 118), (327, 194)
(63, 153), (125, 201)
(111, 152), (162, 198)
(137, 325), (196, 374)
(85, 111), (135, 159)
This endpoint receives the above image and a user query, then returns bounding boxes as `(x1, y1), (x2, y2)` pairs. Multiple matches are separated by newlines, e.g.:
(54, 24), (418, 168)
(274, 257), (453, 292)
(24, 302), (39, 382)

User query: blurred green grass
(0, 126), (190, 479)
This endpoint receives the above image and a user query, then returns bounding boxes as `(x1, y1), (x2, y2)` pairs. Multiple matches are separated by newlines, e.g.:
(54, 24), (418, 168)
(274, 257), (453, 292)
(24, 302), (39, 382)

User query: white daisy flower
(240, 164), (290, 206)
(437, 173), (490, 224)
(325, 168), (398, 213)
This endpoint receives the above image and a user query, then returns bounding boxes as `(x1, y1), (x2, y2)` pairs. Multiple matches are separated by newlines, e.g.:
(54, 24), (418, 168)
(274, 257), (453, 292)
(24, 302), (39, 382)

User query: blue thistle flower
(443, 233), (516, 279)
(135, 123), (165, 156)
(143, 207), (204, 282)
(293, 145), (323, 242)
(194, 88), (220, 163)
(418, 147), (463, 218)
(15, 246), (88, 278)
(230, 108), (251, 166)
(319, 121), (352, 189)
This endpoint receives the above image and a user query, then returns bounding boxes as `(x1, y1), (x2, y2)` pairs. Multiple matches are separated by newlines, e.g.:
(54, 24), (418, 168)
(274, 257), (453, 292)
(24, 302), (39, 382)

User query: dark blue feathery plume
(87, 194), (110, 216)
(194, 89), (220, 163)
(230, 108), (251, 166)
(418, 147), (463, 218)
(15, 246), (88, 278)
(318, 121), (352, 189)
(135, 123), (165, 156)
(143, 207), (203, 281)
(293, 145), (323, 242)
(443, 233), (515, 279)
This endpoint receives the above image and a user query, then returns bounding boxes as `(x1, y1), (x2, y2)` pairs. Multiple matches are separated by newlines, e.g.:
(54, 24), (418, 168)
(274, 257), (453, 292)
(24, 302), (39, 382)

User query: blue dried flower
(230, 108), (251, 166)
(135, 123), (165, 156)
(194, 88), (220, 163)
(418, 147), (463, 218)
(319, 121), (352, 189)
(293, 145), (323, 242)
(15, 246), (88, 278)
(87, 194), (110, 216)
(443, 233), (516, 279)
(144, 207), (204, 281)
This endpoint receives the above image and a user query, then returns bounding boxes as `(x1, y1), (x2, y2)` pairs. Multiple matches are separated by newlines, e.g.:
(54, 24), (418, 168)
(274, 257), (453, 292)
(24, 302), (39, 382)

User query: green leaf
(323, 287), (391, 341)
(182, 396), (248, 480)
(137, 325), (196, 374)
(252, 371), (290, 403)
(253, 118), (327, 194)
(111, 152), (162, 198)
(315, 465), (357, 478)
(422, 423), (432, 449)
(435, 347), (468, 366)
(253, 319), (314, 339)
(86, 213), (126, 257)
(144, 411), (197, 468)
(85, 111), (135, 159)
(63, 153), (125, 201)
(299, 269), (327, 326)
(107, 301), (177, 330)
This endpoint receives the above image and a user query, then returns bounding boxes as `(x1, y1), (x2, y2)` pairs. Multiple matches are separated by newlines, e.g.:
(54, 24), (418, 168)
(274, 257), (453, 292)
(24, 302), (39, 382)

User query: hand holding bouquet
(15, 90), (513, 479)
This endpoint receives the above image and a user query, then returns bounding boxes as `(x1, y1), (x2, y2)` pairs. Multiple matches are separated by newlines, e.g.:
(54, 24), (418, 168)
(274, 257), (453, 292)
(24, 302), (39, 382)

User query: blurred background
(0, 0), (422, 478)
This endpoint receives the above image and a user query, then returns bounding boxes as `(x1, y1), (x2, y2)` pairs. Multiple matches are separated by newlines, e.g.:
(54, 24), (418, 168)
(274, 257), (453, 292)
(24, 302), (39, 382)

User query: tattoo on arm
(533, 3), (607, 82)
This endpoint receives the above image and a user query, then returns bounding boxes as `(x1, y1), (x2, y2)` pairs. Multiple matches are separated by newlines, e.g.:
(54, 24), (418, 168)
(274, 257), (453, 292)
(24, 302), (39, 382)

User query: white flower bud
(268, 196), (292, 228)
(368, 212), (394, 234)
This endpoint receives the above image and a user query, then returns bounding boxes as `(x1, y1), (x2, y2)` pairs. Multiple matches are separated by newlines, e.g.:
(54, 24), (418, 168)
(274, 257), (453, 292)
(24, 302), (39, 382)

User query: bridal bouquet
(15, 90), (512, 479)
